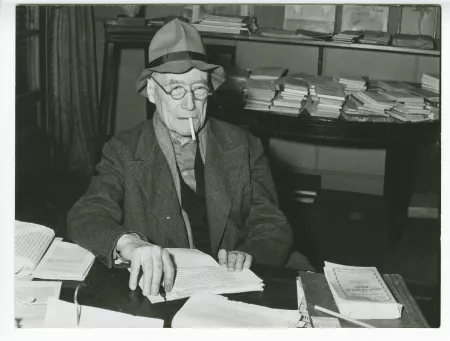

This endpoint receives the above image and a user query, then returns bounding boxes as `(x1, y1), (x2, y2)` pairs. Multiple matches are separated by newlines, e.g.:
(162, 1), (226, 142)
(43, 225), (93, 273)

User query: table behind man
(67, 18), (296, 301)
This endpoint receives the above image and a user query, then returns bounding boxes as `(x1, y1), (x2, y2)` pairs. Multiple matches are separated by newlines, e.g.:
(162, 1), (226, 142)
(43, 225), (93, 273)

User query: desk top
(60, 261), (428, 328)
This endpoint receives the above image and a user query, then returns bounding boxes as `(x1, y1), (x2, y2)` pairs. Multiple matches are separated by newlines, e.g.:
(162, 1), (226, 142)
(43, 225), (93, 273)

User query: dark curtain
(48, 6), (99, 178)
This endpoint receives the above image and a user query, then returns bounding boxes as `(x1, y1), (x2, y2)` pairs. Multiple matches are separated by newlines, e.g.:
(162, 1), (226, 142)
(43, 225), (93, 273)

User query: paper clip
(74, 283), (86, 327)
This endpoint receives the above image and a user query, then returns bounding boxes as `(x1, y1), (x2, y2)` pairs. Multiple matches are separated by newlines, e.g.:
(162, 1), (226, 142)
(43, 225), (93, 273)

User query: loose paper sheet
(172, 294), (303, 328)
(44, 297), (164, 328)
(15, 280), (62, 325)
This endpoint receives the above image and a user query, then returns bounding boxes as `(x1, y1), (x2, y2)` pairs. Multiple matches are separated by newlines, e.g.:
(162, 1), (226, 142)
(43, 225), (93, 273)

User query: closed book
(315, 85), (346, 101)
(324, 262), (403, 320)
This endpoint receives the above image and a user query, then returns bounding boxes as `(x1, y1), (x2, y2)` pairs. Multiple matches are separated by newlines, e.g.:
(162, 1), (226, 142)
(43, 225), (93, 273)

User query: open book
(15, 221), (55, 275)
(137, 248), (264, 303)
(15, 220), (95, 280)
(324, 262), (403, 319)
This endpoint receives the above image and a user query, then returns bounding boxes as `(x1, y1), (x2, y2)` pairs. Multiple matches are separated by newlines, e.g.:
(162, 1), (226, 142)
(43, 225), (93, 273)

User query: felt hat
(135, 18), (225, 97)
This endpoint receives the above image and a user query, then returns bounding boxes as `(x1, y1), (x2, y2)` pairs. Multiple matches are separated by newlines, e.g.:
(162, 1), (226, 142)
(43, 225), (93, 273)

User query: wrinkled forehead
(157, 68), (209, 85)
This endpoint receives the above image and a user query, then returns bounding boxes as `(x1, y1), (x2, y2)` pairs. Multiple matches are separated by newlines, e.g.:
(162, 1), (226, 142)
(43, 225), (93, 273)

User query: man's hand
(217, 249), (252, 272)
(116, 234), (175, 297)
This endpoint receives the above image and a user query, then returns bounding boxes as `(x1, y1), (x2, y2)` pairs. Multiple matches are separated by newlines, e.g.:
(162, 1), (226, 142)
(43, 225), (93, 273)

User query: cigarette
(189, 118), (196, 141)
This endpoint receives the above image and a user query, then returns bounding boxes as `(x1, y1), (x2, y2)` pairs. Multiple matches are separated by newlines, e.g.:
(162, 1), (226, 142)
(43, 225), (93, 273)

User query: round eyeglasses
(150, 75), (211, 101)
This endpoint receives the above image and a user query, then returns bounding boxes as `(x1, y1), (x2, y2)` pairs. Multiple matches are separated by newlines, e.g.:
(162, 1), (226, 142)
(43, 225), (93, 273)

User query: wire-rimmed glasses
(150, 75), (211, 101)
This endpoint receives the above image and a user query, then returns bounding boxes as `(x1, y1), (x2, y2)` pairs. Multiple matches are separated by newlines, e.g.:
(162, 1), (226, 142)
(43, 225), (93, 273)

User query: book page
(15, 221), (55, 275)
(33, 239), (95, 280)
(15, 280), (62, 322)
(44, 297), (164, 328)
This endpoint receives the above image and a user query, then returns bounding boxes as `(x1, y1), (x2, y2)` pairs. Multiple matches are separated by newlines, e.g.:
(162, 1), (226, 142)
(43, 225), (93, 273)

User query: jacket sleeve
(67, 138), (146, 268)
(235, 134), (294, 266)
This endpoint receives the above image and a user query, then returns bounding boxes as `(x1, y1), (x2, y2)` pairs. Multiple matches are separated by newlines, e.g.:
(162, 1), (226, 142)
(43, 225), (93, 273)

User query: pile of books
(386, 104), (433, 122)
(270, 76), (308, 116)
(342, 91), (395, 122)
(382, 89), (433, 122)
(332, 30), (363, 44)
(193, 14), (253, 35)
(421, 73), (439, 93)
(307, 78), (346, 119)
(243, 78), (276, 112)
(338, 75), (367, 95)
(359, 31), (392, 46)
(324, 262), (403, 319)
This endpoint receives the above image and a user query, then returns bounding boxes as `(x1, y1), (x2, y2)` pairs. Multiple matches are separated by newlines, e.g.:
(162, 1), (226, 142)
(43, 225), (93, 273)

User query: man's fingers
(243, 254), (252, 269)
(162, 249), (175, 292)
(218, 249), (227, 267)
(129, 251), (140, 291)
(227, 252), (237, 271)
(150, 250), (163, 296)
(141, 257), (153, 297)
(234, 253), (246, 271)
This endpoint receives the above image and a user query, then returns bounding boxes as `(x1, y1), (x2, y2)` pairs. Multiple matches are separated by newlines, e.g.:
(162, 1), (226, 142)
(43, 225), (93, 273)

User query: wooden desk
(59, 261), (428, 328)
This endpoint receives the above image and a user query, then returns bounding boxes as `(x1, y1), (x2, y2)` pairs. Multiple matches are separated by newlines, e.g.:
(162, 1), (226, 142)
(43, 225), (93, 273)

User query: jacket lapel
(205, 120), (245, 255)
(132, 120), (189, 247)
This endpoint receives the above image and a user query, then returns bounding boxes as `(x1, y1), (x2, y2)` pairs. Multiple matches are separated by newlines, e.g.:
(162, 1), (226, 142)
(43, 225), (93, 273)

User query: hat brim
(135, 60), (226, 98)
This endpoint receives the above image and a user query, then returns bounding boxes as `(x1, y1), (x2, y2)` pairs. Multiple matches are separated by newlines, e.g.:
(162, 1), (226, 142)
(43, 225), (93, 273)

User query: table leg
(99, 41), (119, 139)
(384, 141), (419, 247)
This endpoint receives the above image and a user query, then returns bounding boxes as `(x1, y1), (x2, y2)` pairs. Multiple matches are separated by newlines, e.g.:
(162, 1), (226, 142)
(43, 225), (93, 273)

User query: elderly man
(67, 19), (293, 299)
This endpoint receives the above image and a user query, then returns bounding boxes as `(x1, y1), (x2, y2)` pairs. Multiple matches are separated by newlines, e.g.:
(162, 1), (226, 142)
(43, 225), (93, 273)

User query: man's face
(147, 68), (209, 139)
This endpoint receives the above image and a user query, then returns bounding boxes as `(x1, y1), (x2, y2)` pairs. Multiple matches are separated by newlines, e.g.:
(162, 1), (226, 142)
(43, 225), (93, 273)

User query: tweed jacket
(67, 117), (293, 268)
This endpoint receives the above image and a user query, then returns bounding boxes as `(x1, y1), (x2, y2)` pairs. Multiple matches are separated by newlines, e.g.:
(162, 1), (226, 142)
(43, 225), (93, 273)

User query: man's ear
(146, 78), (156, 104)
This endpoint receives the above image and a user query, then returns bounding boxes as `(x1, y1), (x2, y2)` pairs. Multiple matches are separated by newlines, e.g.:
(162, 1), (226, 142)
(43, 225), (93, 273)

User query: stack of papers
(352, 91), (395, 116)
(172, 294), (303, 328)
(324, 262), (403, 319)
(421, 73), (439, 93)
(193, 14), (253, 35)
(15, 280), (62, 328)
(338, 74), (367, 95)
(33, 238), (95, 281)
(139, 248), (264, 303)
(243, 78), (277, 111)
(310, 81), (346, 119)
(342, 95), (394, 122)
(383, 90), (433, 122)
(270, 77), (308, 116)
(333, 30), (363, 44)
(359, 31), (391, 46)
(44, 297), (164, 328)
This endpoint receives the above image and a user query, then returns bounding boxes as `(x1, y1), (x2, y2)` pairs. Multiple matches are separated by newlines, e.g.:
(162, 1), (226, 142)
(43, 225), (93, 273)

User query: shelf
(104, 22), (440, 57)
